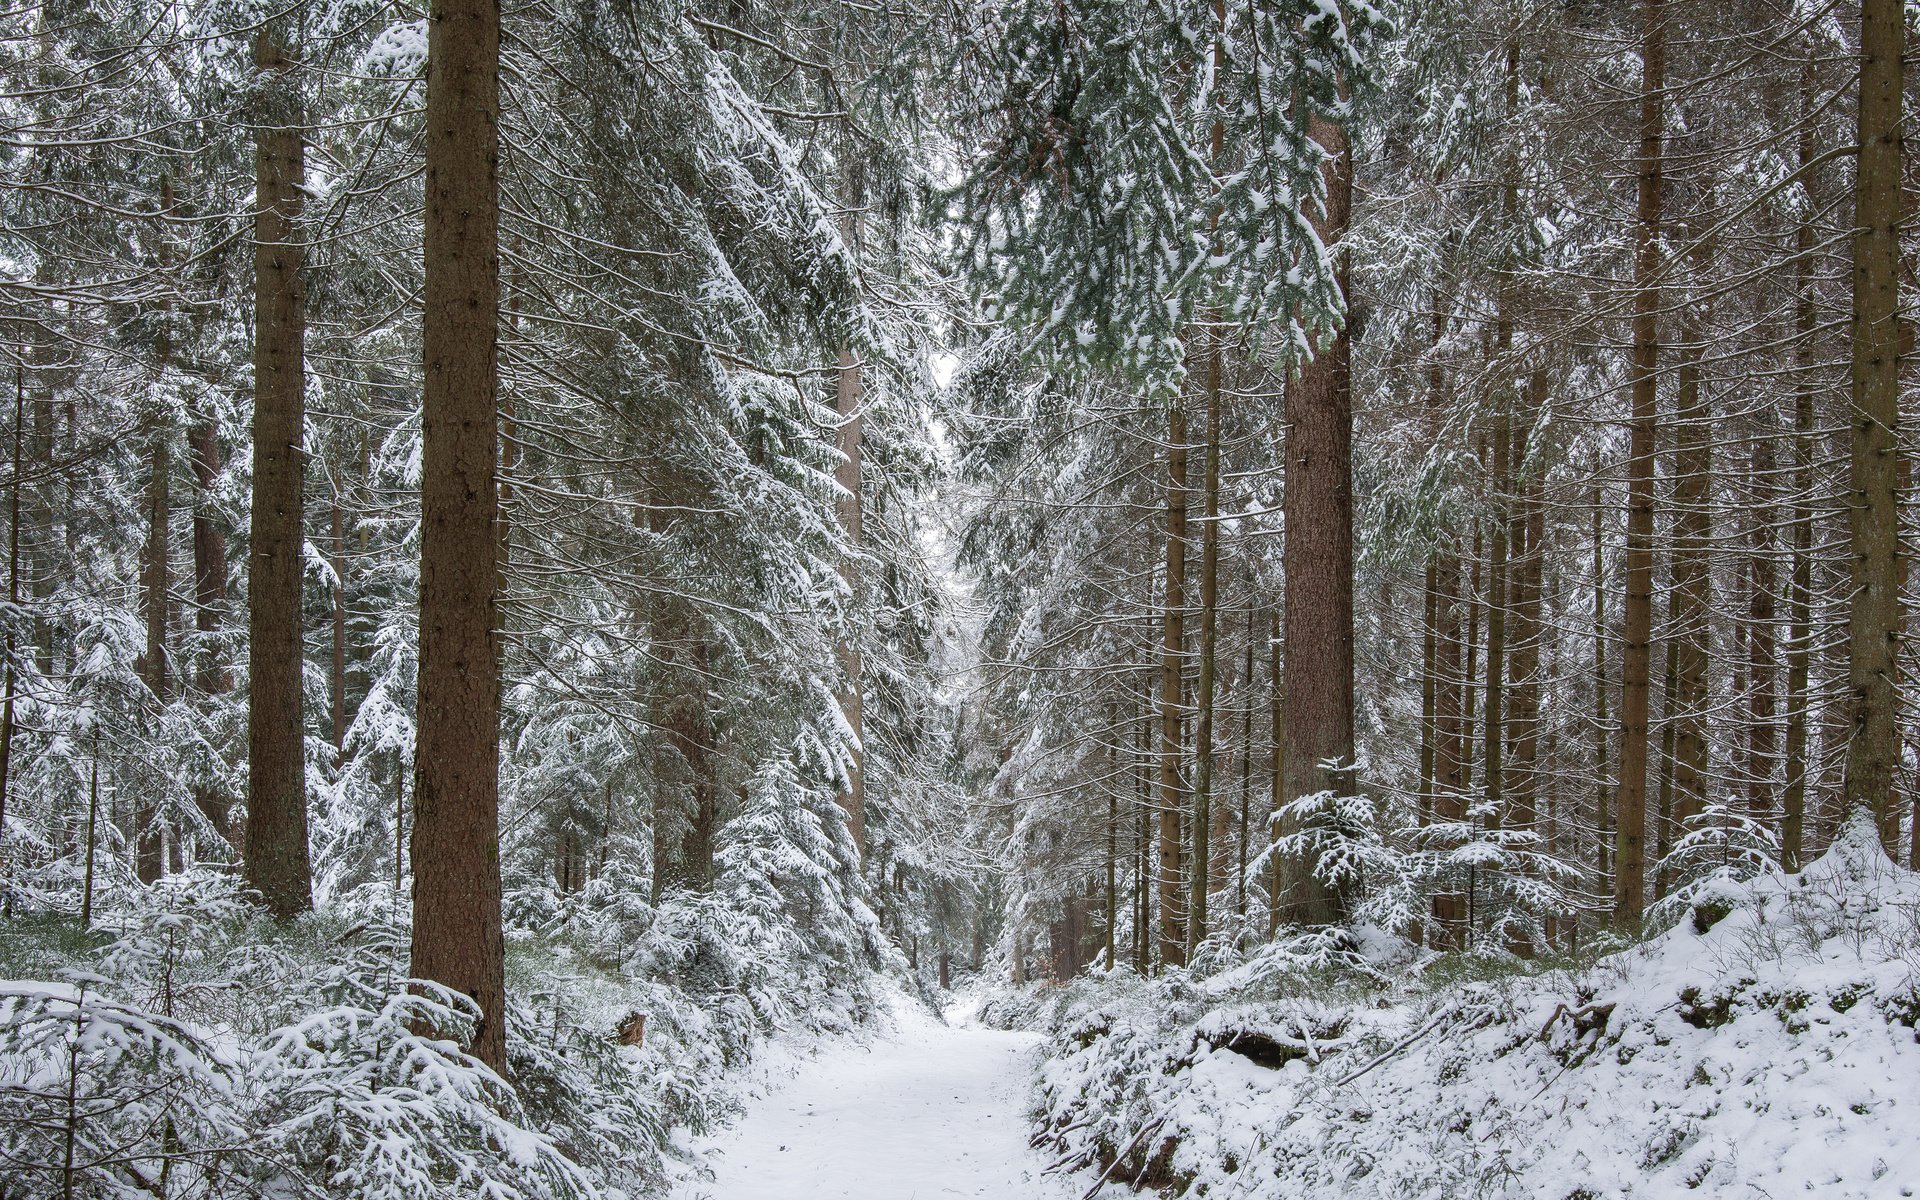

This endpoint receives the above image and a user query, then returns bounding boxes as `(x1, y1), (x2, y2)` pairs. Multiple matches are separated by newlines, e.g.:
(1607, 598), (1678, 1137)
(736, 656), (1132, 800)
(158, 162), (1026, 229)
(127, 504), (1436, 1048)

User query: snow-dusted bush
(1022, 813), (1920, 1199)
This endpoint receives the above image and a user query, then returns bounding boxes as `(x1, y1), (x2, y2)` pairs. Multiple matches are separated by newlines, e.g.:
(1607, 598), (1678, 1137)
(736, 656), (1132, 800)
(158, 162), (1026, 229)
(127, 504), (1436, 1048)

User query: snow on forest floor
(1013, 812), (1920, 1199)
(668, 990), (1079, 1200)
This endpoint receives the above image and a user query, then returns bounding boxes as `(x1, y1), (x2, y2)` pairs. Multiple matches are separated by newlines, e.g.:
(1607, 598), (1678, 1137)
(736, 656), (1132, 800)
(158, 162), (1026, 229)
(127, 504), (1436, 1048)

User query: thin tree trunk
(1158, 394), (1189, 966)
(244, 22), (313, 917)
(1505, 372), (1545, 953)
(1748, 429), (1779, 826)
(1783, 62), (1817, 870)
(1189, 337), (1222, 957)
(1265, 609), (1283, 936)
(1845, 0), (1904, 851)
(1432, 549), (1466, 946)
(835, 176), (867, 858)
(186, 414), (232, 840)
(1593, 485), (1611, 893)
(1615, 0), (1665, 929)
(411, 0), (506, 1073)
(0, 370), (22, 863)
(1671, 228), (1712, 839)
(137, 428), (169, 885)
(330, 488), (348, 749)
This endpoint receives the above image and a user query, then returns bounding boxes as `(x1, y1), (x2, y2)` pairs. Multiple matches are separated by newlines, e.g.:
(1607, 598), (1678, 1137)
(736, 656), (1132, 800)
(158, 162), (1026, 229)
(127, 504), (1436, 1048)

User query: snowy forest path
(670, 997), (1080, 1200)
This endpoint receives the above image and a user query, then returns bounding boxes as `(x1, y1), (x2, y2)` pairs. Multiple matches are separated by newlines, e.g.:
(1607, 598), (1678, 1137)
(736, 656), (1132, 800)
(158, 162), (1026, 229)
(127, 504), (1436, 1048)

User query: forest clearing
(3, 0), (1920, 1197)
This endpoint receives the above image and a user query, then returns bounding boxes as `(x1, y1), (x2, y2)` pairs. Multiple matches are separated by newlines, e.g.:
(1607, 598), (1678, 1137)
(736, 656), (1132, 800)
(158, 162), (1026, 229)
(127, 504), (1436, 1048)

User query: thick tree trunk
(1279, 112), (1353, 926)
(411, 0), (506, 1073)
(1844, 0), (1904, 852)
(244, 24), (313, 918)
(1615, 0), (1664, 929)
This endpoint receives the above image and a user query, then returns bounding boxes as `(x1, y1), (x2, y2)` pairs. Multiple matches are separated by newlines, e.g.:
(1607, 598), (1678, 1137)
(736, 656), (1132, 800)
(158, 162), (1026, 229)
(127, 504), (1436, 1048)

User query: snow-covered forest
(2, 0), (1919, 1197)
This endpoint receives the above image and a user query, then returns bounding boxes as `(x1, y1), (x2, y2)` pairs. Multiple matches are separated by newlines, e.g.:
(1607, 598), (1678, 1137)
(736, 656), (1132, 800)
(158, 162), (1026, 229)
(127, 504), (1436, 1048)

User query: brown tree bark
(411, 0), (506, 1073)
(187, 410), (232, 851)
(1278, 111), (1353, 927)
(1615, 0), (1664, 929)
(1844, 0), (1904, 852)
(1189, 338), (1222, 957)
(137, 427), (170, 885)
(1670, 230), (1712, 838)
(243, 23), (313, 918)
(834, 175), (867, 858)
(1748, 429), (1779, 825)
(1157, 395), (1188, 966)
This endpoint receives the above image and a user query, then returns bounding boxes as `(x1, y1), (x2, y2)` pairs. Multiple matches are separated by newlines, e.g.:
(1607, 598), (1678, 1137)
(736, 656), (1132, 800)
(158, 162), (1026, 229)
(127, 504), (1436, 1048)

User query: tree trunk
(1189, 337), (1222, 957)
(1748, 428), (1779, 826)
(1157, 394), (1188, 966)
(1844, 0), (1904, 852)
(1279, 111), (1353, 926)
(244, 23), (313, 918)
(1670, 230), (1712, 839)
(186, 415), (232, 839)
(835, 185), (867, 859)
(330, 488), (348, 749)
(1615, 0), (1664, 929)
(1593, 485), (1612, 893)
(411, 0), (506, 1073)
(1505, 372), (1545, 953)
(137, 429), (170, 884)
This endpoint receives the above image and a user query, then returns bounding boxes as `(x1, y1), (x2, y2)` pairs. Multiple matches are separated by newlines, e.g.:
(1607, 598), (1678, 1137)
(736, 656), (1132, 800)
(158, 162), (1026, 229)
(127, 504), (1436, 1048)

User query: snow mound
(1031, 813), (1920, 1198)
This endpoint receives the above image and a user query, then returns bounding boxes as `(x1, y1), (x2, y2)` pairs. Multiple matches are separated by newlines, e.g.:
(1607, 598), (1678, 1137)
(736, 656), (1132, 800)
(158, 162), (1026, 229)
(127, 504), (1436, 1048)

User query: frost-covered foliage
(1014, 814), (1920, 1199)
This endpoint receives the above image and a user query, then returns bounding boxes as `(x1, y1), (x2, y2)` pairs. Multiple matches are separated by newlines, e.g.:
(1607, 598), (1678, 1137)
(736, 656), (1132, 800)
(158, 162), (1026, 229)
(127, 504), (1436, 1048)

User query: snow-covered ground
(1019, 813), (1920, 1199)
(670, 993), (1079, 1200)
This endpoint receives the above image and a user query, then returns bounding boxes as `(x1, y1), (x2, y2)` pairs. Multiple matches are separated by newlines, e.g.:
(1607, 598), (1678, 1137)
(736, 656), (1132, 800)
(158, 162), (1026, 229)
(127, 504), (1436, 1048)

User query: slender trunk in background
(1128, 691), (1144, 975)
(1654, 594), (1678, 895)
(1486, 54), (1518, 829)
(1189, 337), (1222, 957)
(1670, 227), (1712, 838)
(1187, 0), (1228, 961)
(1432, 549), (1466, 946)
(1593, 488), (1610, 892)
(1506, 372), (1545, 952)
(1265, 610), (1283, 936)
(411, 0), (506, 1072)
(1419, 557), (1438, 820)
(1236, 609), (1254, 918)
(1279, 110), (1353, 927)
(1485, 413), (1509, 826)
(1157, 393), (1188, 966)
(0, 371), (22, 866)
(1616, 0), (1664, 929)
(1463, 535), (1481, 796)
(137, 416), (170, 885)
(330, 489), (347, 749)
(187, 414), (232, 839)
(244, 22), (313, 918)
(1105, 721), (1117, 971)
(1782, 59), (1818, 870)
(1845, 0), (1904, 852)
(1748, 427), (1779, 825)
(835, 181), (867, 859)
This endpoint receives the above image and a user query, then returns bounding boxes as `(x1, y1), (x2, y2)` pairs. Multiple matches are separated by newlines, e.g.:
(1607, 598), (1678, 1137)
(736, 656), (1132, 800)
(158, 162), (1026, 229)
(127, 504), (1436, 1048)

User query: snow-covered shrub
(1022, 810), (1920, 1199)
